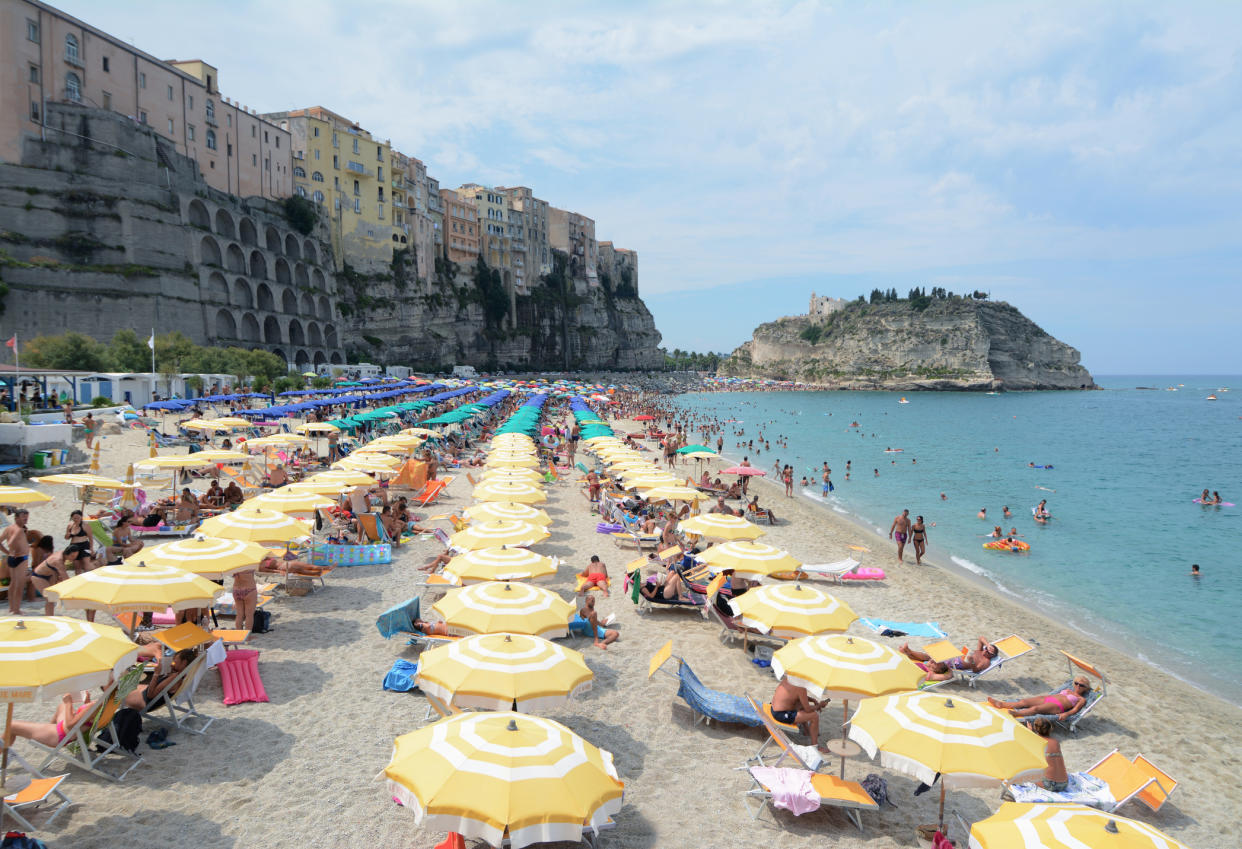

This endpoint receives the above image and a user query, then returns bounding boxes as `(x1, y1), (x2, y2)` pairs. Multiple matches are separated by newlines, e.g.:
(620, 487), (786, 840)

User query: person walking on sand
(82, 412), (96, 449)
(911, 515), (928, 565)
(889, 509), (911, 563)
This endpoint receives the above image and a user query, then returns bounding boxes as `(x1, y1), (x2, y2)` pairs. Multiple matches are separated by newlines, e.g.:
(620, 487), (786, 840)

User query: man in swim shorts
(569, 595), (617, 649)
(0, 509), (31, 614)
(771, 677), (829, 749)
(578, 555), (610, 596)
(888, 509), (910, 563)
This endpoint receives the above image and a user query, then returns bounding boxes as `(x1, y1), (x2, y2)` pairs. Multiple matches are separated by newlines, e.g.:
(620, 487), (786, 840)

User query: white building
(809, 292), (847, 316)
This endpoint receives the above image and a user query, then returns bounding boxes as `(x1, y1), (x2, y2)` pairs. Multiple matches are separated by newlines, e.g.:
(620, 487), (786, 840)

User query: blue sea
(673, 377), (1241, 702)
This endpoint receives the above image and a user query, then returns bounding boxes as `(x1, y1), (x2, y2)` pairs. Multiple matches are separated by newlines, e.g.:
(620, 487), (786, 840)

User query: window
(378, 205), (384, 220)
(252, 154), (257, 166)
(29, 101), (39, 122)
(187, 124), (195, 141)
(102, 91), (111, 110)
(376, 145), (382, 161)
(206, 74), (213, 92)
(102, 56), (110, 72)
(314, 149), (319, 160)
(334, 197), (341, 211)
(296, 185), (307, 197)
(28, 65), (39, 84)
(139, 110), (148, 124)
(251, 126), (256, 138)
(226, 114), (231, 127)
(206, 129), (216, 150)
(332, 132), (338, 148)
(334, 176), (339, 190)
(26, 19), (39, 43)
(333, 155), (339, 170)
(275, 136), (279, 148)
(352, 138), (359, 154)
(313, 190), (324, 204)
(377, 166), (383, 181)
(64, 72), (82, 102)
(65, 35), (80, 64)
(167, 84), (173, 100)
(265, 157), (270, 171)
(294, 166), (306, 178)
(311, 171), (323, 182)
(264, 131), (268, 142)
(313, 127), (319, 138)
(208, 100), (217, 121)
(168, 118), (174, 133)
(353, 198), (360, 213)
(226, 141), (232, 156)
(378, 187), (384, 201)
(138, 72), (146, 89)
(353, 180), (360, 196)
(188, 95), (193, 109)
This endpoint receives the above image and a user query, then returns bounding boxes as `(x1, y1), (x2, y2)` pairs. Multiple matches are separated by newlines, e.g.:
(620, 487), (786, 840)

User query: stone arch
(284, 234), (301, 259)
(300, 292), (315, 315)
(271, 347), (287, 364)
(265, 226), (280, 253)
(250, 251), (267, 280)
(207, 271), (229, 304)
(307, 321), (322, 347)
(214, 209), (235, 239)
(295, 263), (309, 287)
(330, 351), (343, 364)
(225, 243), (246, 274)
(313, 350), (326, 366)
(240, 312), (261, 342)
(282, 288), (297, 314)
(289, 319), (305, 346)
(294, 349), (310, 368)
(304, 240), (318, 264)
(274, 258), (291, 285)
(324, 324), (338, 349)
(187, 199), (210, 229)
(199, 235), (222, 266)
(233, 278), (253, 309)
(312, 268), (326, 291)
(263, 316), (282, 344)
(318, 296), (331, 320)
(215, 309), (237, 340)
(256, 283), (274, 312)
(239, 217), (257, 246)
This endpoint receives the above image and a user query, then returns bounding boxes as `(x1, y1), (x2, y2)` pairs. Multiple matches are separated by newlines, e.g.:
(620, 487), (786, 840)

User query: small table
(824, 738), (863, 777)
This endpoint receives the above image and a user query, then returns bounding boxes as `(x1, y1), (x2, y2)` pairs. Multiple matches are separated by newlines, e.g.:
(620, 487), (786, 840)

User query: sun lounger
(792, 558), (864, 583)
(413, 477), (451, 507)
(141, 652), (214, 734)
(744, 694), (822, 770)
(647, 642), (761, 727)
(919, 634), (1034, 688)
(1007, 749), (1178, 814)
(744, 765), (878, 830)
(425, 692), (463, 719)
(1026, 650), (1107, 732)
(611, 529), (661, 550)
(634, 570), (714, 616)
(1, 749), (71, 831)
(29, 669), (144, 781)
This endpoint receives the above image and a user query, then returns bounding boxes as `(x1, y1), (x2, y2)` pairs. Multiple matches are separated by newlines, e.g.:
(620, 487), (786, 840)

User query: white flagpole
(12, 334), (18, 412)
(149, 328), (156, 400)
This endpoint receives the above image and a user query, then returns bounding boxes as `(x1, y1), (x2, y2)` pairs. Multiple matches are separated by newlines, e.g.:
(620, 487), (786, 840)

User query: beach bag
(1, 835), (49, 849)
(861, 773), (896, 808)
(96, 707), (142, 754)
(251, 609), (272, 634)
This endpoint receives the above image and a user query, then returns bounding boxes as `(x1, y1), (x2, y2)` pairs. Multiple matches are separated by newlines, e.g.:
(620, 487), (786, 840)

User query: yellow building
(263, 106), (400, 271)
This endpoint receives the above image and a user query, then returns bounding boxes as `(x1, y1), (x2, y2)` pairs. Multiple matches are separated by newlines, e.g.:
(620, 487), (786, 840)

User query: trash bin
(31, 451), (50, 469)
(59, 449), (69, 465)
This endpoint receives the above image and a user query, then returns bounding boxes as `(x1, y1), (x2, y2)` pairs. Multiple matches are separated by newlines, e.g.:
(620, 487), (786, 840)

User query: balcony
(64, 51), (84, 69)
(346, 161), (374, 178)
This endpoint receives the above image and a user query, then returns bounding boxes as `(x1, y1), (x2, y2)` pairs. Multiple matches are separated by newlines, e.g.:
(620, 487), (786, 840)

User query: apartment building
(499, 186), (551, 279)
(439, 188), (478, 267)
(598, 242), (639, 296)
(0, 0), (291, 198)
(549, 206), (598, 285)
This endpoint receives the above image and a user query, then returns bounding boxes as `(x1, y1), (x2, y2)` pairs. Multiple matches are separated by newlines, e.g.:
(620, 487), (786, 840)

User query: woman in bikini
(106, 515), (143, 563)
(988, 677), (1092, 721)
(231, 566), (258, 632)
(1028, 717), (1068, 792)
(4, 690), (98, 748)
(29, 536), (78, 615)
(64, 510), (94, 572)
(123, 650), (195, 711)
(910, 516), (928, 565)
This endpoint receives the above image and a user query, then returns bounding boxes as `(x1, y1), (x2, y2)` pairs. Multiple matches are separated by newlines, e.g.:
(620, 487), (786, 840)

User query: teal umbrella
(677, 444), (715, 455)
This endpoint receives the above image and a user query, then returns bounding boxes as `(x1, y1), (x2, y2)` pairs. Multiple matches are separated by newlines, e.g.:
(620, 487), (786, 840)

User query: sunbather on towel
(987, 677), (1091, 721)
(258, 554), (324, 576)
(899, 637), (998, 682)
(772, 678), (830, 750)
(420, 550), (453, 573)
(640, 561), (690, 603)
(577, 555), (610, 596)
(569, 595), (618, 649)
(411, 618), (450, 637)
(3, 690), (97, 747)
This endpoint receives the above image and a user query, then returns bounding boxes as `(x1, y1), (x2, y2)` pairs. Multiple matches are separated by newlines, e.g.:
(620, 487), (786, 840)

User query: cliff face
(720, 299), (1094, 390)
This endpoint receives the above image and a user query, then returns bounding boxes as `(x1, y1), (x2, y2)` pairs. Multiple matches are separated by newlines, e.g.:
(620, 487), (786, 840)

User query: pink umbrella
(721, 466), (766, 476)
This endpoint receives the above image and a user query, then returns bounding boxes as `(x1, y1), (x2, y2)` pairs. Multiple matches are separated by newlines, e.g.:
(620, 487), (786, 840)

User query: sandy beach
(8, 418), (1238, 849)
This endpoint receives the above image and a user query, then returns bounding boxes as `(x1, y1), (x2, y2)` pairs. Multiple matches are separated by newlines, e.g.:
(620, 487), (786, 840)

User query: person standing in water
(889, 509), (911, 563)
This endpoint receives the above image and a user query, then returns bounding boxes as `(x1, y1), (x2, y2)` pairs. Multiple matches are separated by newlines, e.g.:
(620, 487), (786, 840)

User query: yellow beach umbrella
(728, 583), (857, 638)
(0, 616), (139, 703)
(968, 802), (1192, 849)
(583, 435), (622, 445)
(136, 455), (215, 470)
(849, 691), (1047, 829)
(606, 460), (650, 472)
(124, 534), (269, 579)
(444, 548), (558, 585)
(448, 520), (550, 551)
(244, 434), (310, 448)
(678, 514), (765, 541)
(433, 582), (574, 639)
(382, 711), (624, 849)
(400, 427), (441, 439)
(643, 485), (709, 503)
(197, 507), (312, 543)
(333, 456), (399, 475)
(772, 635), (923, 701)
(415, 633), (593, 711)
(472, 480), (547, 504)
(191, 450), (250, 464)
(341, 450), (402, 466)
(243, 487), (336, 516)
(31, 473), (127, 489)
(484, 455), (540, 469)
(296, 422), (339, 434)
(208, 417), (252, 429)
(118, 463), (139, 510)
(307, 470), (377, 487)
(622, 474), (679, 491)
(463, 502), (551, 526)
(481, 467), (545, 484)
(181, 419), (234, 432)
(45, 561), (224, 616)
(698, 541), (801, 579)
(0, 487), (53, 507)
(286, 480), (352, 496)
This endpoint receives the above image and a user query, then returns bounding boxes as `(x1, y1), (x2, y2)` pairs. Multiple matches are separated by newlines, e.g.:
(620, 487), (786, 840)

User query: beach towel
(858, 618), (948, 639)
(749, 766), (820, 815)
(1007, 771), (1114, 807)
(383, 659), (420, 693)
(376, 597), (420, 639)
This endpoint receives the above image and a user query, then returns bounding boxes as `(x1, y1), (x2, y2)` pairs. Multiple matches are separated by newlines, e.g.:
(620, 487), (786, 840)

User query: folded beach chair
(743, 765), (878, 830)
(425, 692), (464, 720)
(919, 634), (1035, 689)
(30, 668), (144, 781)
(647, 641), (761, 728)
(141, 652), (214, 734)
(744, 694), (820, 769)
(413, 478), (450, 508)
(0, 749), (71, 832)
(1027, 650), (1107, 732)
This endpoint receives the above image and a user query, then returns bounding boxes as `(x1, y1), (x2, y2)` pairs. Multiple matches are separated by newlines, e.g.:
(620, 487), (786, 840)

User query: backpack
(2, 835), (50, 849)
(861, 773), (896, 808)
(250, 609), (271, 634)
(97, 707), (142, 754)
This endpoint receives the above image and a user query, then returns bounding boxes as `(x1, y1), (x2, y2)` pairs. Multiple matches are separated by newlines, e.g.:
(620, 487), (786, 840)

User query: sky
(58, 1), (1242, 374)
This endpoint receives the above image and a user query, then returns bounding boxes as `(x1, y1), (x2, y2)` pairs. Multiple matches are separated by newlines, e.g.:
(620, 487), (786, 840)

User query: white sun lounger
(794, 558), (862, 583)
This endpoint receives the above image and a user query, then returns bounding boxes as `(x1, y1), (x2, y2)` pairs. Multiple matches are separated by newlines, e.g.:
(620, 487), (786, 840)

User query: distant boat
(985, 391), (1000, 395)
(1207, 394), (1218, 401)
(898, 397), (909, 404)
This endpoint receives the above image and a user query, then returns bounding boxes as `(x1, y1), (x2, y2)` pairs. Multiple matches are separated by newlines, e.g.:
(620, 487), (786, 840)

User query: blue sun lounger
(648, 641), (761, 727)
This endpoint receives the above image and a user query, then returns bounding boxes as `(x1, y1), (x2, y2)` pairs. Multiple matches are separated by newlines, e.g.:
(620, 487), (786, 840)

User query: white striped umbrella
(307, 470), (377, 486)
(698, 541), (802, 579)
(472, 480), (547, 504)
(481, 467), (545, 484)
(383, 711), (623, 849)
(463, 502), (552, 526)
(728, 583), (857, 638)
(772, 635), (923, 701)
(197, 507), (312, 543)
(243, 486), (337, 516)
(448, 520), (550, 551)
(415, 633), (592, 710)
(969, 802), (1191, 849)
(444, 548), (558, 585)
(678, 513), (766, 541)
(44, 562), (224, 617)
(433, 582), (574, 638)
(0, 616), (138, 703)
(124, 534), (269, 579)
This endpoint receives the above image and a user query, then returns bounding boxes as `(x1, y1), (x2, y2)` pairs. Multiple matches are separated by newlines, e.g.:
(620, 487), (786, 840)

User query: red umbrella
(721, 466), (766, 476)
(634, 415), (655, 421)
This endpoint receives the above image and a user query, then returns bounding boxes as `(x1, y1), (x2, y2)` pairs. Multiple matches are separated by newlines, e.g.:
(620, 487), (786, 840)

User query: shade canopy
(698, 541), (802, 579)
(124, 534), (269, 579)
(472, 481), (548, 504)
(44, 561), (225, 615)
(444, 548), (558, 585)
(244, 487), (337, 515)
(463, 502), (552, 526)
(197, 507), (312, 543)
(771, 635), (924, 701)
(0, 487), (54, 506)
(967, 802), (1191, 849)
(433, 582), (574, 639)
(728, 583), (858, 637)
(448, 520), (551, 551)
(415, 633), (592, 711)
(0, 616), (139, 702)
(678, 514), (765, 541)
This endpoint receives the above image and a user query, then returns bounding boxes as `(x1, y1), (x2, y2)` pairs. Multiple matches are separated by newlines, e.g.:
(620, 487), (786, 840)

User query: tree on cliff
(472, 257), (509, 327)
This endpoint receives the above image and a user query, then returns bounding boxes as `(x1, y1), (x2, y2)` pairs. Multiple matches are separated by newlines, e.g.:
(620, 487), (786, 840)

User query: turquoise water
(673, 378), (1242, 701)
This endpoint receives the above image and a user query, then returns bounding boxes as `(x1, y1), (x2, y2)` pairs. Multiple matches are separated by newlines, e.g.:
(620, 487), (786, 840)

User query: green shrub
(90, 396), (112, 408)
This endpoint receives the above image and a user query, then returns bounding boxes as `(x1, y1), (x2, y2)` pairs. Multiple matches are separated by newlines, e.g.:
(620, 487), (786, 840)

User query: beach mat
(858, 618), (948, 639)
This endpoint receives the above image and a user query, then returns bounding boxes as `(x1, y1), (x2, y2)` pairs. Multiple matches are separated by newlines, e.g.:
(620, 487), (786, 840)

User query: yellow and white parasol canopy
(124, 534), (269, 579)
(967, 802), (1191, 849)
(286, 480), (352, 496)
(771, 635), (923, 701)
(622, 474), (679, 491)
(306, 470), (377, 487)
(197, 507), (312, 543)
(383, 711), (624, 849)
(334, 454), (400, 473)
(295, 422), (339, 434)
(0, 616), (139, 702)
(642, 485), (710, 503)
(678, 513), (766, 541)
(484, 455), (540, 469)
(243, 486), (337, 516)
(208, 417), (252, 429)
(728, 583), (858, 638)
(463, 502), (551, 526)
(136, 455), (215, 470)
(448, 520), (550, 551)
(399, 427), (442, 439)
(191, 449), (251, 464)
(481, 467), (545, 484)
(243, 434), (310, 448)
(433, 582), (574, 639)
(606, 460), (653, 472)
(181, 419), (234, 432)
(44, 562), (225, 616)
(415, 633), (593, 711)
(698, 541), (802, 579)
(848, 691), (1047, 789)
(472, 480), (547, 504)
(583, 435), (624, 445)
(444, 548), (558, 585)
(31, 473), (128, 489)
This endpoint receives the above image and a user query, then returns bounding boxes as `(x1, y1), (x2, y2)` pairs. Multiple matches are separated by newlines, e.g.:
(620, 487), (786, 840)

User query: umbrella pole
(938, 781), (946, 833)
(1, 701), (12, 787)
(840, 698), (849, 777)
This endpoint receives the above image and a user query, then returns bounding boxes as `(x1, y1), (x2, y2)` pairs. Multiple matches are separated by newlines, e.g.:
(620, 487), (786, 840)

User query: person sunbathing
(4, 690), (98, 748)
(1028, 717), (1068, 791)
(987, 677), (1092, 721)
(258, 554), (324, 576)
(420, 550), (453, 573)
(123, 649), (195, 711)
(223, 481), (245, 506)
(411, 618), (450, 637)
(899, 637), (999, 682)
(640, 563), (690, 602)
(771, 677), (829, 749)
(577, 555), (610, 596)
(569, 595), (618, 649)
(267, 465), (289, 487)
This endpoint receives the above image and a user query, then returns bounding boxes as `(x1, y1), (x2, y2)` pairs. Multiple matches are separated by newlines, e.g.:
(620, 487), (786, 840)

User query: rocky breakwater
(721, 298), (1095, 390)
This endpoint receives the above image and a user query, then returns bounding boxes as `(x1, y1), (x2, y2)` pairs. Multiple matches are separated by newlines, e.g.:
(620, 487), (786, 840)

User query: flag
(4, 335), (14, 350)
(147, 332), (155, 350)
